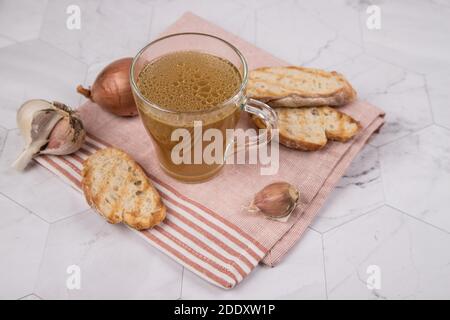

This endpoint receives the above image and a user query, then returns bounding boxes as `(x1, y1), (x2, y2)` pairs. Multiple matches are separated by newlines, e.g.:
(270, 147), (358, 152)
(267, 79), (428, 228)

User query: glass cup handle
(243, 98), (278, 146)
(225, 98), (278, 158)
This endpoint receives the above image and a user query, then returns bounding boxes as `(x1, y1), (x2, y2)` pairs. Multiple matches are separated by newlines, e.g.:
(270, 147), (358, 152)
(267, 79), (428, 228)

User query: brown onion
(77, 57), (138, 117)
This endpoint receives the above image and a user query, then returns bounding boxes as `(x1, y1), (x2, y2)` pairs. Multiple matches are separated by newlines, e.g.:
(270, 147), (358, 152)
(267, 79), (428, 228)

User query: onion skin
(77, 57), (138, 117)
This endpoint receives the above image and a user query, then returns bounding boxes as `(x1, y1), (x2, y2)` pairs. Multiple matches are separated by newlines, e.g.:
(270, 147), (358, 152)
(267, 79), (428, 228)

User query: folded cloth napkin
(35, 12), (385, 289)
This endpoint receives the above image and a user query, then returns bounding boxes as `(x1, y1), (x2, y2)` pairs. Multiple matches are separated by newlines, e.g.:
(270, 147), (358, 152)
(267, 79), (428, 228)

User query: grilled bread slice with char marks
(253, 106), (361, 151)
(247, 66), (356, 108)
(82, 148), (166, 230)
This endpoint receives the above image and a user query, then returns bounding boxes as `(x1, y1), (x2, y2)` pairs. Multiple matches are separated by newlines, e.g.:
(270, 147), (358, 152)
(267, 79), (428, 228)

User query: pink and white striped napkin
(35, 12), (385, 289)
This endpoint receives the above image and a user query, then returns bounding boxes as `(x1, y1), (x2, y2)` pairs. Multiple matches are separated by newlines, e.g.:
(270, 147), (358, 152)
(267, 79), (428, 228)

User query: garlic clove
(13, 109), (64, 171)
(41, 115), (86, 155)
(43, 117), (70, 152)
(42, 101), (86, 155)
(250, 182), (299, 218)
(16, 99), (56, 144)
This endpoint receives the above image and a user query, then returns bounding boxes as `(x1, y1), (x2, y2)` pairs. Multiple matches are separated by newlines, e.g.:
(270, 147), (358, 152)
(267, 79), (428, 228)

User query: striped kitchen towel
(35, 12), (385, 289)
(35, 133), (266, 289)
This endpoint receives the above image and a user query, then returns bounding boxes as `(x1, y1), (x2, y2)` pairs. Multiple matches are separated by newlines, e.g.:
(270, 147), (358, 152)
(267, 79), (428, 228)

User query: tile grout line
(17, 293), (32, 300)
(308, 146), (385, 234)
(0, 128), (9, 158)
(0, 191), (50, 225)
(374, 147), (387, 204)
(31, 218), (51, 297)
(422, 74), (437, 125)
(36, 0), (49, 41)
(17, 293), (43, 300)
(147, 4), (155, 40)
(38, 37), (89, 68)
(372, 123), (435, 149)
(307, 146), (385, 235)
(321, 234), (329, 300)
(33, 293), (44, 300)
(385, 204), (450, 235)
(179, 267), (185, 300)
(434, 123), (450, 133)
(358, 4), (365, 53)
(0, 32), (19, 44)
(364, 49), (426, 77)
(0, 189), (90, 225)
(49, 208), (92, 225)
(308, 225), (321, 234)
(321, 203), (386, 235)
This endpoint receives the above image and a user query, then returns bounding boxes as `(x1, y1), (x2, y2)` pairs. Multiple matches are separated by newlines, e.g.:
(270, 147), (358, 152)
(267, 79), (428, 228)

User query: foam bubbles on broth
(137, 51), (242, 112)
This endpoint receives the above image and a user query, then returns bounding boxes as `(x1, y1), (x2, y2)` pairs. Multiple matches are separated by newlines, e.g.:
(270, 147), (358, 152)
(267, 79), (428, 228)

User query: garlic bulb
(13, 99), (86, 171)
(249, 182), (299, 218)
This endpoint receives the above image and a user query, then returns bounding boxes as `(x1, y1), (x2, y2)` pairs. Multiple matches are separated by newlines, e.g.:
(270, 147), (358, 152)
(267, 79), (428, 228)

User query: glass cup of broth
(130, 33), (277, 183)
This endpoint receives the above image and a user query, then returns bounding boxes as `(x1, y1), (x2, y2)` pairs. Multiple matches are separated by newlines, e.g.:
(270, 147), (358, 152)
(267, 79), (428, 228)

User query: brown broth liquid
(136, 51), (242, 182)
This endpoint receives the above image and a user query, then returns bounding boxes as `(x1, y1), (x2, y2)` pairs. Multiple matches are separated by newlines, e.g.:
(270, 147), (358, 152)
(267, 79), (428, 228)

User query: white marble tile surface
(324, 206), (450, 299)
(379, 126), (450, 233)
(181, 229), (326, 299)
(256, 0), (362, 68)
(35, 211), (183, 300)
(0, 194), (49, 300)
(40, 0), (153, 65)
(0, 34), (16, 48)
(360, 0), (450, 75)
(0, 126), (7, 154)
(426, 71), (450, 130)
(0, 0), (449, 300)
(0, 0), (48, 42)
(311, 145), (384, 233)
(0, 130), (90, 223)
(298, 0), (364, 46)
(0, 97), (21, 129)
(0, 39), (87, 108)
(150, 0), (252, 42)
(333, 54), (433, 146)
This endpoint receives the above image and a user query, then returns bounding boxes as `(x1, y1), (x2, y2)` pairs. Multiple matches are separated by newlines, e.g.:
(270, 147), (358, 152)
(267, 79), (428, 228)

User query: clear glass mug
(130, 33), (277, 183)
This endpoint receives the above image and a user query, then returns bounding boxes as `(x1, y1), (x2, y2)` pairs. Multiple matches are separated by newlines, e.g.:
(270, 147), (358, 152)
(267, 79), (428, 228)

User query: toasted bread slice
(81, 148), (166, 230)
(253, 106), (361, 151)
(247, 66), (356, 107)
